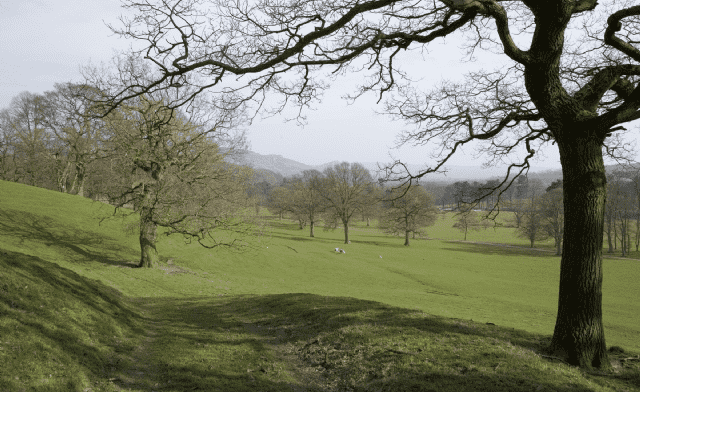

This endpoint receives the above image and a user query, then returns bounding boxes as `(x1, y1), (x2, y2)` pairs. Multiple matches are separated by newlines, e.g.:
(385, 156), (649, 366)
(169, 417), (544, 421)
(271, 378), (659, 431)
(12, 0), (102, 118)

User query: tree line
(0, 84), (258, 268)
(261, 165), (639, 256)
(263, 162), (438, 247)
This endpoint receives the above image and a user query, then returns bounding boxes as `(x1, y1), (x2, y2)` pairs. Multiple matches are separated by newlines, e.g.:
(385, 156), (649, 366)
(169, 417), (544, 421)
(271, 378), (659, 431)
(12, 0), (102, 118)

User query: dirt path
(107, 297), (332, 392)
(110, 302), (166, 391)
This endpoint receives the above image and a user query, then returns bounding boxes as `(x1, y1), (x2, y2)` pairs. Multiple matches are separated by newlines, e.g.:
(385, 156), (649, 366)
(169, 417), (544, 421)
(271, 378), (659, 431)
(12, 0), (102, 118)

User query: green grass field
(0, 179), (640, 391)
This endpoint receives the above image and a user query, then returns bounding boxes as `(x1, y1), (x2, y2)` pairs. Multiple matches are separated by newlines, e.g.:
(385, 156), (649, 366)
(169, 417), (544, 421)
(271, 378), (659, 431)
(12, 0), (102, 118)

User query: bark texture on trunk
(404, 230), (410, 246)
(550, 132), (610, 369)
(309, 221), (315, 237)
(139, 214), (159, 268)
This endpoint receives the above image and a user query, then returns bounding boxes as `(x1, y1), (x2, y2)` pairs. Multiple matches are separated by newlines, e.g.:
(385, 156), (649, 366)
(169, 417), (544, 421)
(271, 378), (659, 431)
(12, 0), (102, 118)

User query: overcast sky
(0, 0), (640, 174)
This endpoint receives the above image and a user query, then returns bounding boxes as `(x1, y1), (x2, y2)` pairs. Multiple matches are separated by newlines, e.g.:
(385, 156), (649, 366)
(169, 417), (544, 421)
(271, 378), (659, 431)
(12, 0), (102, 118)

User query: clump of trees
(540, 181), (564, 256)
(0, 81), (261, 268)
(267, 170), (327, 237)
(0, 87), (103, 193)
(267, 167), (442, 246)
(267, 162), (379, 244)
(605, 168), (640, 256)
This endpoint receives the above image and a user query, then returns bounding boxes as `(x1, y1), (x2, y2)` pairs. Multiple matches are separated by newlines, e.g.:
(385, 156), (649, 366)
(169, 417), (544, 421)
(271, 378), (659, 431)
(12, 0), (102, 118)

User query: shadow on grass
(0, 250), (149, 391)
(112, 298), (309, 391)
(0, 209), (135, 267)
(2, 250), (147, 330)
(441, 240), (560, 258)
(136, 293), (638, 392)
(268, 230), (403, 248)
(1, 250), (638, 391)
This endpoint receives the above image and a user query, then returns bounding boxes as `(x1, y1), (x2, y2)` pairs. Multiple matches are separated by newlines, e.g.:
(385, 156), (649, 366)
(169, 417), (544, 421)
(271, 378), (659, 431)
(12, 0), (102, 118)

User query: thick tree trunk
(343, 221), (350, 244)
(138, 213), (159, 268)
(70, 163), (86, 197)
(309, 220), (315, 237)
(404, 230), (410, 246)
(550, 134), (610, 370)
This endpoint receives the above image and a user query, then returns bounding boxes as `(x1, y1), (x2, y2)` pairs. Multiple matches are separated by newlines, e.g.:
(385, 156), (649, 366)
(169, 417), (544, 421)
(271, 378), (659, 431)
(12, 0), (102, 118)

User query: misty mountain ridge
(239, 150), (638, 185)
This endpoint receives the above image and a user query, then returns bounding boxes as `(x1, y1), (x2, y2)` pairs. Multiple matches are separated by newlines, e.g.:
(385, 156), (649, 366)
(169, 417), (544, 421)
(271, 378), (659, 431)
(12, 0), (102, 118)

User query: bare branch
(573, 63), (639, 112)
(604, 5), (640, 61)
(442, 0), (529, 64)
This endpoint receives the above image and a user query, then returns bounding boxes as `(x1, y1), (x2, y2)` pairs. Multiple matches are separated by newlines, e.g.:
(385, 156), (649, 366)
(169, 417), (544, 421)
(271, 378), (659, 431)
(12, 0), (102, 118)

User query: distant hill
(239, 151), (317, 178)
(238, 150), (639, 185)
(250, 168), (285, 185)
(238, 150), (505, 182)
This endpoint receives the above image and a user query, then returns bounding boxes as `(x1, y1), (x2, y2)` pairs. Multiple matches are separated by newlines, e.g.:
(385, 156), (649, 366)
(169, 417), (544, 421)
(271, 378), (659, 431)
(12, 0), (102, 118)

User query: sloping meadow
(0, 180), (639, 391)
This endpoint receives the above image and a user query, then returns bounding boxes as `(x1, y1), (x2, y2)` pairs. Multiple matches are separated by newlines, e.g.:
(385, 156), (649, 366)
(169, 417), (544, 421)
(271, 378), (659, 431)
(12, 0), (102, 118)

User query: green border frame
(0, 2), (721, 446)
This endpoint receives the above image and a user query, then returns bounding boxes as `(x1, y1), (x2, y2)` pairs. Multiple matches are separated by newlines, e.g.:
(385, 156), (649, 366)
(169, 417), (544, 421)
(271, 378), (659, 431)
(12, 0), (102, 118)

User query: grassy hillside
(0, 180), (640, 391)
(0, 250), (146, 391)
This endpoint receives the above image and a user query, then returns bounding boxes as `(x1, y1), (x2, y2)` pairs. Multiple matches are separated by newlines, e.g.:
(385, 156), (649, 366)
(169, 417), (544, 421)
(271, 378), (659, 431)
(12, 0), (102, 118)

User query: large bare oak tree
(97, 0), (640, 369)
(100, 93), (254, 268)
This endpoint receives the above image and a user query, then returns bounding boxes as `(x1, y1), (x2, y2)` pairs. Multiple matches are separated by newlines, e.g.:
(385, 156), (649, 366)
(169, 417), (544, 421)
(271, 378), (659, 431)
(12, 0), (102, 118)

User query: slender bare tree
(516, 180), (547, 248)
(452, 204), (488, 241)
(540, 185), (564, 256)
(97, 0), (640, 369)
(318, 162), (376, 244)
(379, 184), (438, 246)
(292, 169), (327, 237)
